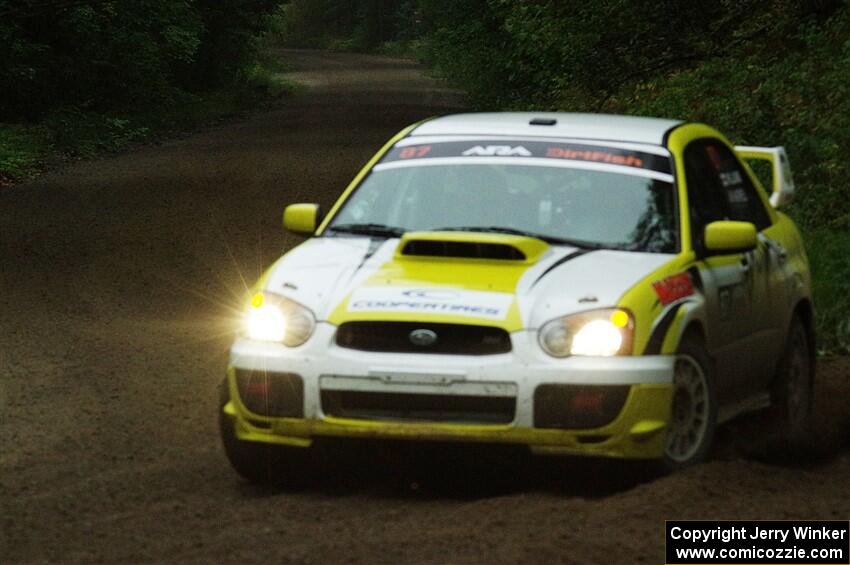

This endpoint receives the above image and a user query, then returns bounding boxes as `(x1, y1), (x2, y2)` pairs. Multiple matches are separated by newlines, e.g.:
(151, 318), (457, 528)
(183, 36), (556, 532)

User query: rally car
(219, 112), (815, 482)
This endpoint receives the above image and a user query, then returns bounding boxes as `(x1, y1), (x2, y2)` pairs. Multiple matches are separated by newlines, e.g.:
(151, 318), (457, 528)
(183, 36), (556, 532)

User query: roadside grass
(375, 39), (428, 59)
(0, 126), (51, 185)
(0, 58), (298, 186)
(804, 227), (850, 356)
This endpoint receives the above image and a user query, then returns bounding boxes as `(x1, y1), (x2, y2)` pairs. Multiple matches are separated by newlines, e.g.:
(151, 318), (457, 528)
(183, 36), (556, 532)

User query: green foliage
(244, 58), (300, 98)
(43, 109), (151, 157)
(275, 0), (358, 48)
(0, 0), (282, 121)
(0, 0), (289, 183)
(0, 126), (49, 183)
(806, 227), (850, 354)
(185, 0), (281, 90)
(0, 62), (294, 184)
(274, 0), (404, 50)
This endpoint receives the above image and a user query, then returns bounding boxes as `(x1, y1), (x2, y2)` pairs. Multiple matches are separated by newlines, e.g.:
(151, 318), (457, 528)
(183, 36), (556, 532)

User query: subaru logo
(409, 328), (438, 347)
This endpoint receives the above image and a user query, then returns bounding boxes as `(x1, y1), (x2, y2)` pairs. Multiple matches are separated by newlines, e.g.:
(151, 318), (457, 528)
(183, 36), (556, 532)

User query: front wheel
(663, 337), (718, 469)
(219, 379), (280, 483)
(218, 379), (312, 485)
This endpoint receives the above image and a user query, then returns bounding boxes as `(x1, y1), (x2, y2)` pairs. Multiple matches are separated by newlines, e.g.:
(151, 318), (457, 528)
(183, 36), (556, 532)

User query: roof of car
(410, 112), (683, 146)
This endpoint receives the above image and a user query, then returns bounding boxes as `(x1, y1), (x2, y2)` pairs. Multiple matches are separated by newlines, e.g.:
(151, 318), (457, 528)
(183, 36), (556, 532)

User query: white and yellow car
(219, 113), (815, 482)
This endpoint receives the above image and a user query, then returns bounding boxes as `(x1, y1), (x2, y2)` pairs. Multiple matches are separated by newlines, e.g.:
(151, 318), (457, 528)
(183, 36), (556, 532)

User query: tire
(218, 378), (280, 484)
(662, 335), (718, 470)
(770, 317), (813, 447)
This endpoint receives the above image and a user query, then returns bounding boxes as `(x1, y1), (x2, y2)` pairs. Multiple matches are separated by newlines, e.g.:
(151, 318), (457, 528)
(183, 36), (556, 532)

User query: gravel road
(2, 49), (848, 564)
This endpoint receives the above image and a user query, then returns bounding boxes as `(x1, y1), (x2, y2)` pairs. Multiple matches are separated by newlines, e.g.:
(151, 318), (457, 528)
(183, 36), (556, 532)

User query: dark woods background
(0, 0), (284, 170)
(1, 0), (848, 352)
(1, 0), (281, 120)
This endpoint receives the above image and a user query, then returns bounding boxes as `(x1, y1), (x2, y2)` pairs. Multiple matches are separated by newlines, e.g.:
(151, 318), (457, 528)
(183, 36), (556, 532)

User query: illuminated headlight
(244, 292), (315, 346)
(538, 309), (633, 357)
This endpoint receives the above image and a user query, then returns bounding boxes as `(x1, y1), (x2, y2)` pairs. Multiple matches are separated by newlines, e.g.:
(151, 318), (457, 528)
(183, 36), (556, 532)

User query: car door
(701, 141), (785, 395)
(683, 139), (776, 404)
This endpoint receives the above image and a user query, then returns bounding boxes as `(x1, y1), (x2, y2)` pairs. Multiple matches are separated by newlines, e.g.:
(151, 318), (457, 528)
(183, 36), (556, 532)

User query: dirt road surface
(2, 50), (849, 564)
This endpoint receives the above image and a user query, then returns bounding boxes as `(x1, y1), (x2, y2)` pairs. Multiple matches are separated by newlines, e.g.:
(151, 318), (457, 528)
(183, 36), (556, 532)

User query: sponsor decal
(398, 145), (432, 159)
(461, 145), (532, 157)
(725, 186), (748, 203)
(652, 272), (694, 305)
(545, 147), (643, 168)
(347, 287), (513, 320)
(719, 170), (743, 188)
(381, 140), (672, 174)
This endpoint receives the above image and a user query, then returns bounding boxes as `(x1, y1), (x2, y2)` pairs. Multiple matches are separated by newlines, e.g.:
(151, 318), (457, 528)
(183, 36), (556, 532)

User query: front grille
(335, 321), (512, 355)
(534, 384), (630, 430)
(321, 390), (516, 424)
(234, 369), (304, 418)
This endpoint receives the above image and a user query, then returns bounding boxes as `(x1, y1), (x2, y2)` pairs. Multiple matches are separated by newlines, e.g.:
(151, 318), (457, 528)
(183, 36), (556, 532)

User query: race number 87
(399, 146), (432, 159)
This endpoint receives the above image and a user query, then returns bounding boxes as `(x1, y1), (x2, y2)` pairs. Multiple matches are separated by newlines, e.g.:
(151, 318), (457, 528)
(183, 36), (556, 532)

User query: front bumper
(223, 324), (675, 459)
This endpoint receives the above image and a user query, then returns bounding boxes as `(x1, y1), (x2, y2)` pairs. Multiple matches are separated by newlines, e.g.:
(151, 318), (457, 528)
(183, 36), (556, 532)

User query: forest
(1, 0), (848, 352)
(0, 0), (285, 178)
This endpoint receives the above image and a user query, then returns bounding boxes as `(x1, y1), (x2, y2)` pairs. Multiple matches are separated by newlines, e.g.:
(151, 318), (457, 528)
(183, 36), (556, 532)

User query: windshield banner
(380, 139), (672, 174)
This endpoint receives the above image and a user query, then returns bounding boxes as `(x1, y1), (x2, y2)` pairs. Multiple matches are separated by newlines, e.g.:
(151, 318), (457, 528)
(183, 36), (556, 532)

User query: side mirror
(283, 203), (322, 235)
(704, 221), (757, 254)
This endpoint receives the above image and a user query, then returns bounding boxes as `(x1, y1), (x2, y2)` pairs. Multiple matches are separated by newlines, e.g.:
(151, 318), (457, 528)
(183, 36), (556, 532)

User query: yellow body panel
(661, 305), (691, 355)
(225, 381), (674, 460)
(327, 258), (527, 329)
(327, 231), (549, 330)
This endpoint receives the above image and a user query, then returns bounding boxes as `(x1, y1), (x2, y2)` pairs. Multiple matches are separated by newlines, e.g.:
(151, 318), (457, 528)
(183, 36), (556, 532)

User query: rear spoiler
(735, 145), (795, 208)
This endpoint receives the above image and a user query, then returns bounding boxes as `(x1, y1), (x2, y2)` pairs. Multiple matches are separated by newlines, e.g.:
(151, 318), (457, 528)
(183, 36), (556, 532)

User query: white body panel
(264, 237), (673, 328)
(735, 145), (796, 208)
(412, 112), (683, 145)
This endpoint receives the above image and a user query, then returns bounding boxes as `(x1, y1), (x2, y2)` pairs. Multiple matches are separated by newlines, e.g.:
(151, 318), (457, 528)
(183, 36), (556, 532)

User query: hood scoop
(397, 231), (548, 263)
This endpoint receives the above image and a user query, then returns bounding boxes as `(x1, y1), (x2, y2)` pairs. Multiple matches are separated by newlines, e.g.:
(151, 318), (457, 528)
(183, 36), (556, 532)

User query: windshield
(326, 139), (678, 253)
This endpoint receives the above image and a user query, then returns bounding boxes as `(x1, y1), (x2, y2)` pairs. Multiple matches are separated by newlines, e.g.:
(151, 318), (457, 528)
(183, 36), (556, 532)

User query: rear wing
(735, 145), (795, 208)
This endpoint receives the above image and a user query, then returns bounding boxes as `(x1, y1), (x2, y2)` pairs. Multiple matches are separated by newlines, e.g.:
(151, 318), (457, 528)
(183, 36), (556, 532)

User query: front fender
(643, 296), (709, 355)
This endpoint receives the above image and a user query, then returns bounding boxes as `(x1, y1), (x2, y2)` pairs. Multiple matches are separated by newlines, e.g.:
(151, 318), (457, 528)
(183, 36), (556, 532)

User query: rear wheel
(771, 318), (813, 446)
(663, 336), (718, 469)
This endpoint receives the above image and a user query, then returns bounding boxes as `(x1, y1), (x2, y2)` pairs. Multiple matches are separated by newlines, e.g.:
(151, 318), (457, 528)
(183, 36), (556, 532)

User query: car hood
(262, 236), (672, 330)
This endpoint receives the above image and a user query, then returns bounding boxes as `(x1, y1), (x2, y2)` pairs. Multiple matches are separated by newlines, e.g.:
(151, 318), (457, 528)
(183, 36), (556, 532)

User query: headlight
(244, 292), (315, 346)
(538, 308), (633, 357)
